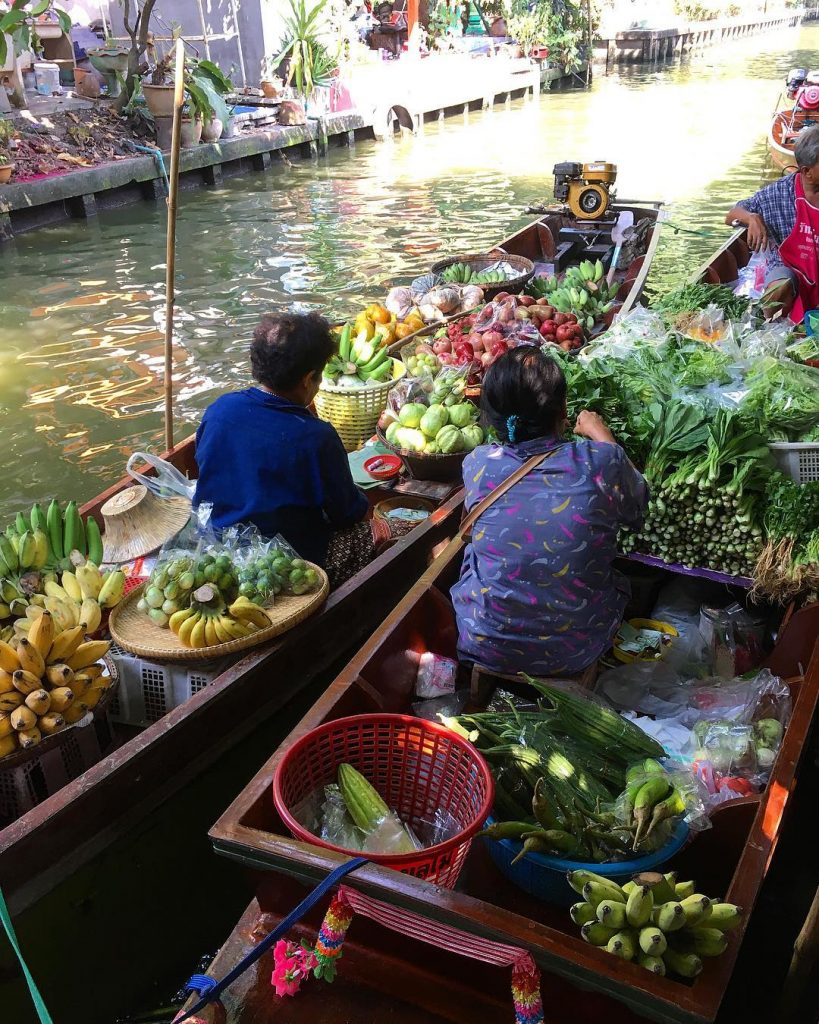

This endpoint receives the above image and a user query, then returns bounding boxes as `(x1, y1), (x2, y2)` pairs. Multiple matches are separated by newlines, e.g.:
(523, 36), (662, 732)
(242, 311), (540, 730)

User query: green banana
(580, 922), (619, 946)
(663, 949), (702, 978)
(696, 903), (742, 932)
(625, 885), (654, 928)
(0, 535), (19, 574)
(679, 894), (711, 926)
(63, 500), (80, 556)
(358, 346), (389, 374)
(30, 503), (46, 534)
(338, 323), (352, 362)
(47, 500), (64, 564)
(654, 902), (686, 932)
(681, 927), (727, 957)
(606, 930), (637, 960)
(567, 869), (624, 897)
(675, 879), (696, 900)
(17, 531), (36, 570)
(638, 926), (667, 956)
(76, 512), (87, 556)
(86, 517), (104, 567)
(638, 953), (665, 975)
(15, 512), (27, 536)
(570, 902), (597, 925)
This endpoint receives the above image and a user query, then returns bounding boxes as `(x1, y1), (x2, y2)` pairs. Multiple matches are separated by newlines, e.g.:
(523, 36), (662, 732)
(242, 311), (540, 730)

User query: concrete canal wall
(597, 11), (800, 64)
(0, 58), (541, 242)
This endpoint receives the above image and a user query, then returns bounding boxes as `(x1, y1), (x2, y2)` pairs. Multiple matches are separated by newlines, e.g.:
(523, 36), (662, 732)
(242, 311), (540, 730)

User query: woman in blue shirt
(195, 313), (373, 587)
(451, 346), (648, 677)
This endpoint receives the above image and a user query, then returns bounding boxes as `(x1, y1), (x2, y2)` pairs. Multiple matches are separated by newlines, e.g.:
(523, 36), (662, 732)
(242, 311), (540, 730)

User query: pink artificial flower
(270, 940), (318, 998)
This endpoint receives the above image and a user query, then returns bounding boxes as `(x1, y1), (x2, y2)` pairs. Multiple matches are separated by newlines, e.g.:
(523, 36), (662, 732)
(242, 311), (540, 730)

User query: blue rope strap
(175, 856), (368, 1023)
(0, 886), (53, 1024)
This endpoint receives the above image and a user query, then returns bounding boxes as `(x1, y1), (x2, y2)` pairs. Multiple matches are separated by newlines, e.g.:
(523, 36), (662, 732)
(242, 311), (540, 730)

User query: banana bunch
(527, 260), (615, 331)
(0, 611), (113, 758)
(168, 585), (271, 649)
(568, 869), (742, 979)
(37, 562), (125, 634)
(441, 261), (509, 286)
(0, 501), (102, 583)
(323, 322), (394, 386)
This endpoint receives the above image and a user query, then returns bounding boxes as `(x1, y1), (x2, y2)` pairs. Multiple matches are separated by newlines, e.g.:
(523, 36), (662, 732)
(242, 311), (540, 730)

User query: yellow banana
(67, 677), (90, 700)
(76, 564), (103, 601)
(28, 610), (55, 660)
(218, 615), (252, 640)
(39, 712), (65, 735)
(228, 598), (272, 629)
(204, 617), (220, 648)
(17, 726), (42, 749)
(29, 594), (47, 608)
(12, 670), (43, 696)
(10, 705), (37, 731)
(0, 670), (14, 694)
(17, 637), (45, 679)
(46, 664), (74, 688)
(78, 663), (103, 681)
(0, 691), (24, 712)
(169, 607), (196, 634)
(60, 571), (83, 602)
(31, 529), (49, 570)
(0, 711), (13, 739)
(49, 687), (75, 713)
(0, 639), (20, 674)
(97, 570), (125, 609)
(212, 616), (234, 644)
(189, 616), (208, 649)
(80, 598), (102, 634)
(24, 689), (51, 716)
(65, 640), (111, 672)
(47, 624), (86, 664)
(0, 734), (18, 756)
(78, 686), (103, 711)
(62, 704), (87, 724)
(12, 620), (31, 639)
(44, 580), (71, 602)
(43, 597), (74, 633)
(177, 611), (200, 647)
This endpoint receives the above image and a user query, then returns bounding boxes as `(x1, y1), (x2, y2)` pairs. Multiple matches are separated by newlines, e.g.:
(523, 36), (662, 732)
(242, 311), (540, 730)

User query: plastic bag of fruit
(400, 340), (441, 379)
(139, 544), (240, 628)
(235, 533), (324, 600)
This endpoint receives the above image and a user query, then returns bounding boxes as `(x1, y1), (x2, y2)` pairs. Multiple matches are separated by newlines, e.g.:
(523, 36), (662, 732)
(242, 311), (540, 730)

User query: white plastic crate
(0, 708), (116, 822)
(769, 442), (819, 484)
(107, 641), (233, 728)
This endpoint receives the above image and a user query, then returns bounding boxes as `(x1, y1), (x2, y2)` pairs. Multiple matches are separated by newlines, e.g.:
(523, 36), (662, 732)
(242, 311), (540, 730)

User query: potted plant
(269, 0), (338, 99)
(142, 51), (176, 117)
(0, 152), (14, 185)
(87, 36), (131, 98)
(189, 59), (234, 142)
(0, 118), (15, 184)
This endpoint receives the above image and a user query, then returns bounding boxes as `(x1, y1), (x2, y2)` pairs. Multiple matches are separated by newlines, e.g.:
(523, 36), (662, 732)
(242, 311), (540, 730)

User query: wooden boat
(0, 201), (664, 916)
(768, 106), (804, 174)
(203, 538), (819, 1024)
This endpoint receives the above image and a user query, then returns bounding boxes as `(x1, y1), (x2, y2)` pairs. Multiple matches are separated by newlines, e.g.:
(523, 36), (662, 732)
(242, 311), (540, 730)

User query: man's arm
(726, 198), (769, 252)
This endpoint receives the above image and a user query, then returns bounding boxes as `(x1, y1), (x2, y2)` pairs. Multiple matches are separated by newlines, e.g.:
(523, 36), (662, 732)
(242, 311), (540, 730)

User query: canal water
(0, 25), (816, 521)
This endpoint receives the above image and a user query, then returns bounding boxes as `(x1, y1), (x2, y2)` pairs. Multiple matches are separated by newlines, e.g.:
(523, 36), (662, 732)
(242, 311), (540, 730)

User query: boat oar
(163, 39), (185, 454)
(606, 210), (633, 286)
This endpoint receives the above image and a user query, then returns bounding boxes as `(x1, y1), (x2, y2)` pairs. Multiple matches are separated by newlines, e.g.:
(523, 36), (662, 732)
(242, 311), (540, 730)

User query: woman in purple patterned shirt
(451, 346), (648, 677)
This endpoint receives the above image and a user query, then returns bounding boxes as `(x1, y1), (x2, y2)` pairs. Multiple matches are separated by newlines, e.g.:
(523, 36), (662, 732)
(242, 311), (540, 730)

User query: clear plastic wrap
(614, 760), (712, 848)
(399, 340), (441, 379)
(385, 286), (415, 321)
(650, 580), (711, 675)
(739, 319), (791, 362)
(679, 303), (730, 345)
(413, 690), (469, 722)
(415, 651), (458, 698)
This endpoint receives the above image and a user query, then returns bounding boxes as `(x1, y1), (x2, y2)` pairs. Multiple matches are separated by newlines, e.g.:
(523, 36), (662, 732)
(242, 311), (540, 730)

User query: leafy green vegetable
(743, 358), (819, 437)
(652, 283), (751, 322)
(752, 474), (819, 601)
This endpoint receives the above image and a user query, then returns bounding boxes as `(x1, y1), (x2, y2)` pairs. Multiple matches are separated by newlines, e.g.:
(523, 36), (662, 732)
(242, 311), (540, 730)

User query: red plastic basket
(273, 714), (494, 889)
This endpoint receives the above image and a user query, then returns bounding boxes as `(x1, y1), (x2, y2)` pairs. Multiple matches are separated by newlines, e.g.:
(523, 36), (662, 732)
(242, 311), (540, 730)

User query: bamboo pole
(163, 39), (185, 454)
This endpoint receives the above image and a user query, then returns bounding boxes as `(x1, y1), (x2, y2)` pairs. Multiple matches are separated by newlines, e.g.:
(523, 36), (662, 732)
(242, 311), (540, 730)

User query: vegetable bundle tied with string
(752, 474), (819, 602)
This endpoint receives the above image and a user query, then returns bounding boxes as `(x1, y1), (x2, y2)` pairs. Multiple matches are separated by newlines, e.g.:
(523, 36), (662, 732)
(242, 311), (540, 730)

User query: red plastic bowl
(363, 454), (402, 480)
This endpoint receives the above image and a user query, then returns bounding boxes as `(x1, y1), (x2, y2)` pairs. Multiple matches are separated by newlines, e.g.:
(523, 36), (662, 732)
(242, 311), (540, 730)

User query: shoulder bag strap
(459, 444), (563, 541)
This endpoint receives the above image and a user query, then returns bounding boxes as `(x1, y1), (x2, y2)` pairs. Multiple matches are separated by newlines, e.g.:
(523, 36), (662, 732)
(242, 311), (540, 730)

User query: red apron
(779, 172), (819, 323)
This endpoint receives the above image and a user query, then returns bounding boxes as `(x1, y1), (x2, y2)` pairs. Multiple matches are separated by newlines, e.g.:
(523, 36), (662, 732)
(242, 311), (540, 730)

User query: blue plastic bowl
(483, 817), (690, 907)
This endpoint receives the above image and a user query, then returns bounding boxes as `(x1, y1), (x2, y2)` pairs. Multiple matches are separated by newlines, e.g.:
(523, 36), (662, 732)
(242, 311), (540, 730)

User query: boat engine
(795, 84), (819, 112)
(787, 67), (808, 99)
(552, 161), (617, 221)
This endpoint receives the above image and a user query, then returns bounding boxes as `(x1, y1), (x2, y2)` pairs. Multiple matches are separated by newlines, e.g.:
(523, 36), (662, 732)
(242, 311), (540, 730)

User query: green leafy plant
(0, 1), (70, 67)
(268, 0), (338, 97)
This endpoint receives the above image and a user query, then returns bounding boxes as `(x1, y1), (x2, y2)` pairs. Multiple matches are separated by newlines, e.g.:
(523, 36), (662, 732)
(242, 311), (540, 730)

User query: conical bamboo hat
(101, 485), (191, 563)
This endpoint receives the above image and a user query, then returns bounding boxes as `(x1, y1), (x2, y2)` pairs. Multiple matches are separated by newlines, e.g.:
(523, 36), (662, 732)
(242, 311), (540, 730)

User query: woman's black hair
(481, 345), (567, 443)
(250, 312), (336, 392)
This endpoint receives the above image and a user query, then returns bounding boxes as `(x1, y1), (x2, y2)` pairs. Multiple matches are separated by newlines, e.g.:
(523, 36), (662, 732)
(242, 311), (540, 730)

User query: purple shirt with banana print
(451, 437), (648, 676)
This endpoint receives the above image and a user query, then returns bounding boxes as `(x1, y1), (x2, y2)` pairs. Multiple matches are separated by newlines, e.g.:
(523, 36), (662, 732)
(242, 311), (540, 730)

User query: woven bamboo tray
(429, 253), (534, 299)
(109, 571), (329, 662)
(314, 359), (406, 453)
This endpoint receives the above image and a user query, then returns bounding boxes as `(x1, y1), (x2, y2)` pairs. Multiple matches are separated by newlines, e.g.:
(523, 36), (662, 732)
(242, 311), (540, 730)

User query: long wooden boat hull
(0, 202), (663, 915)
(207, 539), (819, 1024)
(768, 107), (802, 174)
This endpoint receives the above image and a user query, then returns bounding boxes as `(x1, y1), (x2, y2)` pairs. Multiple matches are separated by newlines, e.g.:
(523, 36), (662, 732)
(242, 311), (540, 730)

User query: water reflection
(0, 22), (815, 518)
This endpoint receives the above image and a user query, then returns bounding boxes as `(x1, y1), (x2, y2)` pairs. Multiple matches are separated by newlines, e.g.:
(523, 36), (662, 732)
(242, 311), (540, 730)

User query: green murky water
(0, 23), (817, 521)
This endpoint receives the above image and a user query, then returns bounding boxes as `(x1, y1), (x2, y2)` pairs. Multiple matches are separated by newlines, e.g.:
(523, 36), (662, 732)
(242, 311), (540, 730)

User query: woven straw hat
(101, 485), (191, 563)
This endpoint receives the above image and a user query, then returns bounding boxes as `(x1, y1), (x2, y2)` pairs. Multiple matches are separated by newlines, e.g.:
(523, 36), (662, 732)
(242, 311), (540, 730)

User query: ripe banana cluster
(528, 259), (616, 331)
(9, 561), (125, 640)
(169, 596), (271, 649)
(568, 869), (741, 980)
(323, 322), (393, 386)
(0, 611), (113, 758)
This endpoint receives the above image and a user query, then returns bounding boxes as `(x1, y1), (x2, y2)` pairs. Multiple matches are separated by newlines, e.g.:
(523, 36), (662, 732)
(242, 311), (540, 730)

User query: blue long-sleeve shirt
(194, 388), (368, 565)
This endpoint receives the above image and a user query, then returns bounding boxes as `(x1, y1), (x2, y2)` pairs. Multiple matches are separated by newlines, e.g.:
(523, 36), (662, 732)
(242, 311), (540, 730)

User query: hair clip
(506, 415), (519, 443)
